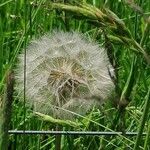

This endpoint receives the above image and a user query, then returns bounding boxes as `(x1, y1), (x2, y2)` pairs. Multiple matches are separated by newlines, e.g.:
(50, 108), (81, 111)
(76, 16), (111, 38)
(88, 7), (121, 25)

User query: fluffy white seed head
(15, 31), (114, 119)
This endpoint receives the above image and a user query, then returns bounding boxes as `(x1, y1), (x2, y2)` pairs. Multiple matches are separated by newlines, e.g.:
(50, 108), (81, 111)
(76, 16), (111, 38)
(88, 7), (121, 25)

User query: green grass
(0, 0), (150, 149)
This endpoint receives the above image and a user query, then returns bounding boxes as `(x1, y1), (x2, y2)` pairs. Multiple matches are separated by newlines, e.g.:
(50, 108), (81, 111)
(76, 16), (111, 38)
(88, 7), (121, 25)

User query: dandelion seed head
(15, 31), (114, 119)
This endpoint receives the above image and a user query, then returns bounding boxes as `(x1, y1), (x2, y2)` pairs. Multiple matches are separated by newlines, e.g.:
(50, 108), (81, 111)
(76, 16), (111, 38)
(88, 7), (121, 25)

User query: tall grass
(0, 0), (150, 149)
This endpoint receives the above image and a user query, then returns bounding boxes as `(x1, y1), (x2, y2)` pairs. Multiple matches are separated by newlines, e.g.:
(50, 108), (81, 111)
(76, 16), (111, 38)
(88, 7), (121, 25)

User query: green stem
(132, 39), (150, 65)
(140, 22), (150, 46)
(133, 87), (150, 150)
(144, 121), (150, 150)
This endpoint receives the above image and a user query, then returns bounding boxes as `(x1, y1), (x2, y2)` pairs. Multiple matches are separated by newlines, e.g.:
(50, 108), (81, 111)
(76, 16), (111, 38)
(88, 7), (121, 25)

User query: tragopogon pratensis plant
(15, 31), (114, 119)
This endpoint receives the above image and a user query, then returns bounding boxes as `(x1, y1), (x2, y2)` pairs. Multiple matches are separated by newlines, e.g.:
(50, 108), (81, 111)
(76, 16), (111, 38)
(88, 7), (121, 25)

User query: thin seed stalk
(0, 71), (14, 150)
(55, 125), (62, 150)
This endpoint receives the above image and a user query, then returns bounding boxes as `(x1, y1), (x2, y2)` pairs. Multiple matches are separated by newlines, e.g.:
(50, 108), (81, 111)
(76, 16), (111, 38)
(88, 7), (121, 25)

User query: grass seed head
(15, 31), (114, 119)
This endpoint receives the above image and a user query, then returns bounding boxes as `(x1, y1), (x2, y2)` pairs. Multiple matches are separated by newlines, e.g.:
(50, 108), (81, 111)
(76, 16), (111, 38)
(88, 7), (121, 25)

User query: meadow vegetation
(0, 0), (150, 149)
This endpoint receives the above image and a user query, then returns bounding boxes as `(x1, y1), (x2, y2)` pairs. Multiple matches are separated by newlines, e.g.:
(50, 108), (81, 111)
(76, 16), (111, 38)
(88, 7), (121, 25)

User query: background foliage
(0, 0), (150, 149)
